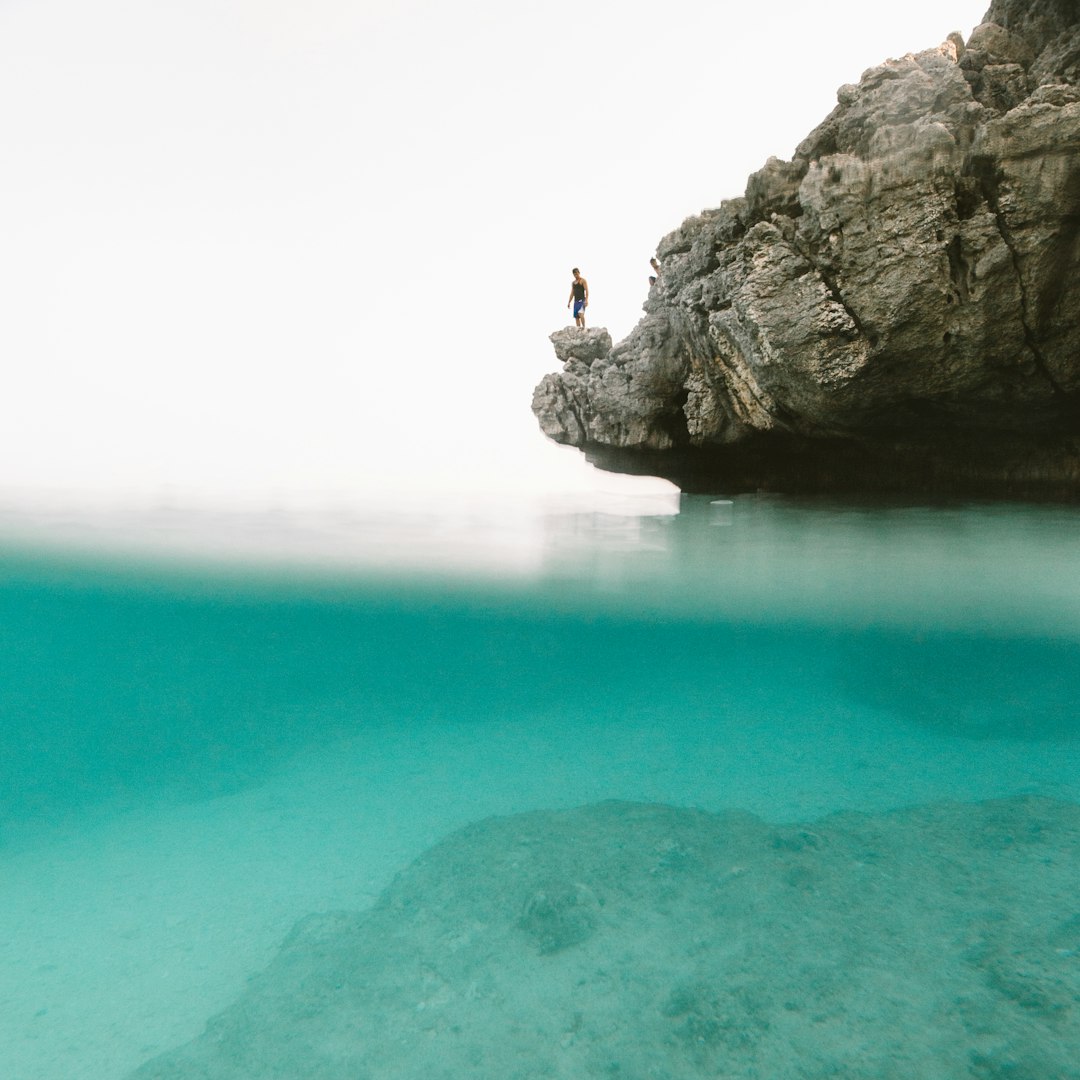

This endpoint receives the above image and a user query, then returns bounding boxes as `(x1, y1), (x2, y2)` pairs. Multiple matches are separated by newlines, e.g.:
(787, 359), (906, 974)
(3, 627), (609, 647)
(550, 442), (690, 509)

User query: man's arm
(567, 286), (575, 307)
(582, 278), (589, 304)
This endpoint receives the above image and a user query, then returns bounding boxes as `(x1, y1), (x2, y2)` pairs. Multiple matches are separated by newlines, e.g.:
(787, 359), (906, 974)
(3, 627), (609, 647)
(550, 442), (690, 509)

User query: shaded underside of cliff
(532, 0), (1080, 497)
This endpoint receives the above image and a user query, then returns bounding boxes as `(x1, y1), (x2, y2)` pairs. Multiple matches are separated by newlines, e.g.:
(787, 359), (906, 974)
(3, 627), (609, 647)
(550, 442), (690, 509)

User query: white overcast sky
(0, 0), (985, 507)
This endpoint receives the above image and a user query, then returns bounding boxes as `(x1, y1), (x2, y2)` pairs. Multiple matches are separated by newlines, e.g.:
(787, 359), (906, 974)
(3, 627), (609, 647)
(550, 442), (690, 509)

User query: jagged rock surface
(532, 0), (1080, 496)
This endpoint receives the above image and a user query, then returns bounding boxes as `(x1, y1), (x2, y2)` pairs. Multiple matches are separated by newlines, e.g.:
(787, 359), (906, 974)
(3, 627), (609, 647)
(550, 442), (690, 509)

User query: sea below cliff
(1, 493), (1079, 1079)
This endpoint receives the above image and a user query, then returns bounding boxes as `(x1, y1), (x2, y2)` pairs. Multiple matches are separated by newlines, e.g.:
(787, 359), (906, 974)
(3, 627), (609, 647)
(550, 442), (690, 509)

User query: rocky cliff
(532, 0), (1080, 496)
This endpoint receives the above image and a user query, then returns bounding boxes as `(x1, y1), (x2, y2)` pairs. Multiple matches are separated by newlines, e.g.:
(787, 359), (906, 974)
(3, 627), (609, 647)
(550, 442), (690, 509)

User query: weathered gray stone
(548, 326), (612, 364)
(968, 20), (1039, 65)
(532, 0), (1080, 496)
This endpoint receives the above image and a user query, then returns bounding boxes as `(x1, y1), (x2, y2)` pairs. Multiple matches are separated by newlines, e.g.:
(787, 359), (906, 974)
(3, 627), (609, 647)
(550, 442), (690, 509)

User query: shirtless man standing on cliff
(567, 268), (589, 329)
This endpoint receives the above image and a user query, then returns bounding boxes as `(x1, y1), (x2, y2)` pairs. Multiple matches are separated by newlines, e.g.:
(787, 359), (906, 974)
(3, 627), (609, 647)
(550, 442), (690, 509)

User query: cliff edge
(532, 0), (1080, 496)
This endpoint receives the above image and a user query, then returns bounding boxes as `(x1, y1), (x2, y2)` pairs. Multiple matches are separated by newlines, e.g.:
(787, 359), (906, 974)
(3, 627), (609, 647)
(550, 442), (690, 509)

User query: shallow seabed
(1, 493), (1078, 1079)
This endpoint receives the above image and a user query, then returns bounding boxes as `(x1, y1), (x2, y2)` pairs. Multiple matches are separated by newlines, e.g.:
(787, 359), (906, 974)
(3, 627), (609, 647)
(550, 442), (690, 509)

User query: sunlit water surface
(1, 492), (1078, 1079)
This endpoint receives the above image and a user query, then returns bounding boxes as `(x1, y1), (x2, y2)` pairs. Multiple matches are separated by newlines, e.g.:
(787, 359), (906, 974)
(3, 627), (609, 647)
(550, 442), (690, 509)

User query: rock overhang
(532, 0), (1080, 498)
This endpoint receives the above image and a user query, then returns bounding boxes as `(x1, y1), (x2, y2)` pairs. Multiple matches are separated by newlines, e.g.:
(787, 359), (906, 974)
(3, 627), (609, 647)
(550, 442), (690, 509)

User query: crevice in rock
(954, 175), (983, 220)
(556, 384), (588, 447)
(568, 403), (587, 445)
(969, 155), (1070, 401)
(662, 388), (692, 446)
(790, 236), (868, 341)
(1032, 161), (1080, 338)
(946, 235), (972, 303)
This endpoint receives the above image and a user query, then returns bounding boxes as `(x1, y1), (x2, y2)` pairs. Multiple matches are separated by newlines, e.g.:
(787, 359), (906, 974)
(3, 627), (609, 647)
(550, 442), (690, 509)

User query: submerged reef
(533, 0), (1080, 496)
(131, 796), (1080, 1079)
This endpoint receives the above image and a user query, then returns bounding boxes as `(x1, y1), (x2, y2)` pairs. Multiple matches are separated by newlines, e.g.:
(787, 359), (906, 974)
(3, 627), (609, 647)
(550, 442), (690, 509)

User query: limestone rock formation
(532, 0), (1080, 496)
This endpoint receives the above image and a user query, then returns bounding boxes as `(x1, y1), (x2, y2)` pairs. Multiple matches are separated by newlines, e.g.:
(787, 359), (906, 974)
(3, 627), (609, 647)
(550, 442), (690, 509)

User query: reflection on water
(0, 494), (1075, 820)
(1, 492), (1079, 1080)
(3, 491), (1079, 630)
(2, 493), (1080, 827)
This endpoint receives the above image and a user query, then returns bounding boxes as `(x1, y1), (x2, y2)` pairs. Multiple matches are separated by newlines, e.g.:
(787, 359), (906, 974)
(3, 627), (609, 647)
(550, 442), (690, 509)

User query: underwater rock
(532, 0), (1080, 496)
(130, 796), (1080, 1079)
(518, 879), (602, 955)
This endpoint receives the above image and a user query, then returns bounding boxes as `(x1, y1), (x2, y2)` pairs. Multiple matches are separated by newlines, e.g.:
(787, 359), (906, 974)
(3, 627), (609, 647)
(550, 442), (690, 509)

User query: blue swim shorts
(573, 299), (585, 317)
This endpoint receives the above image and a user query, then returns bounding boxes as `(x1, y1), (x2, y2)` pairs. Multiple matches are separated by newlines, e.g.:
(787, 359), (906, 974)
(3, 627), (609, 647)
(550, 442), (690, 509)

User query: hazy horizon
(1, 0), (984, 508)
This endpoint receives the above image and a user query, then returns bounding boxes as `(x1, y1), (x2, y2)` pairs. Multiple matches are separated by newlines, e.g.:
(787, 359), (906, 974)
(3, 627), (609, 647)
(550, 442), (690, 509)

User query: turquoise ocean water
(1, 493), (1079, 1078)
